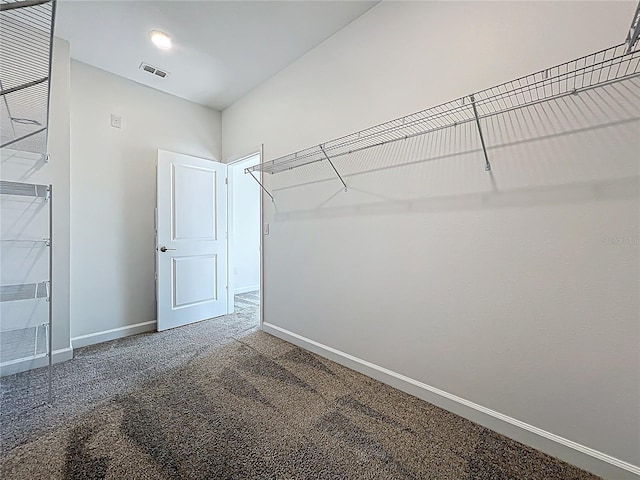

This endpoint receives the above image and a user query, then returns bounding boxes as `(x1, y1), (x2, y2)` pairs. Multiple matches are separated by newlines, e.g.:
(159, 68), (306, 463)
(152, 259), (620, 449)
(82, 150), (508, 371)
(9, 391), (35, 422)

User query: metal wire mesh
(0, 281), (47, 302)
(250, 44), (640, 175)
(0, 179), (48, 196)
(0, 0), (55, 154)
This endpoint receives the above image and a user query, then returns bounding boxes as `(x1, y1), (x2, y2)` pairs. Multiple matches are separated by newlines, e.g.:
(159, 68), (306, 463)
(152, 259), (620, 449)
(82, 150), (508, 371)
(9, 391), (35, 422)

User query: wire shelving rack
(0, 0), (55, 401)
(0, 0), (56, 156)
(246, 43), (640, 197)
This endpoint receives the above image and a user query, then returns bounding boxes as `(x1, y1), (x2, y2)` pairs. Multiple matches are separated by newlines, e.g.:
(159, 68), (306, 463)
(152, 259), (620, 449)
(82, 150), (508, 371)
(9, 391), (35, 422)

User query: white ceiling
(55, 1), (378, 110)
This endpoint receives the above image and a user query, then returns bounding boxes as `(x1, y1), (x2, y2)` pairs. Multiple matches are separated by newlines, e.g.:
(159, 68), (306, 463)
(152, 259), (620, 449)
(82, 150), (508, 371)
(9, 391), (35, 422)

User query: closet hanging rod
(0, 0), (51, 12)
(248, 43), (640, 176)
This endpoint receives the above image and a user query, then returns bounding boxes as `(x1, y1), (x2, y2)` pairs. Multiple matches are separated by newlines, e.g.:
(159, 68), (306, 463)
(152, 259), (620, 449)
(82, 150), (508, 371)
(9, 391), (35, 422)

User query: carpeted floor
(1, 291), (600, 479)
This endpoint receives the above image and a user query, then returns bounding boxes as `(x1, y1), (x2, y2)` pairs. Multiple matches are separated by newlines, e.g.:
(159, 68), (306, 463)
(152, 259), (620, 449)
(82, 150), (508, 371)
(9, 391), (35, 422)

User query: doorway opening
(227, 152), (262, 326)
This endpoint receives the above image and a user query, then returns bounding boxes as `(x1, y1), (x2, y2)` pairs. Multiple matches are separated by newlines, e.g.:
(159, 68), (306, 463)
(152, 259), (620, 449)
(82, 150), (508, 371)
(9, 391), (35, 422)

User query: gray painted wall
(50, 38), (72, 356)
(222, 0), (639, 473)
(69, 60), (222, 340)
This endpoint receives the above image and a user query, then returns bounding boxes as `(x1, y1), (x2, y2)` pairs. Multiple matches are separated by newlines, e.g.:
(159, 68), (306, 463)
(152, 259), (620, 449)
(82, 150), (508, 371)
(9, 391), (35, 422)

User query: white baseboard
(235, 285), (260, 295)
(71, 320), (156, 349)
(262, 322), (640, 480)
(0, 346), (74, 376)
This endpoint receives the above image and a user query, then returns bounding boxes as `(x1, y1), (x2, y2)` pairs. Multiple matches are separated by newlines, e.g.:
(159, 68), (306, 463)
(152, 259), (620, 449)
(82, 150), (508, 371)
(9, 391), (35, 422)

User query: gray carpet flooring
(1, 291), (600, 479)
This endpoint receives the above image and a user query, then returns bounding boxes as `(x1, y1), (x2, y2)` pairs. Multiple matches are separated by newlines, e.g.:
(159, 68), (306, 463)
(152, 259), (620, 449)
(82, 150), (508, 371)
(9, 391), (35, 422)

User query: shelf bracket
(625, 1), (640, 53)
(319, 145), (347, 191)
(246, 168), (274, 202)
(470, 94), (492, 172)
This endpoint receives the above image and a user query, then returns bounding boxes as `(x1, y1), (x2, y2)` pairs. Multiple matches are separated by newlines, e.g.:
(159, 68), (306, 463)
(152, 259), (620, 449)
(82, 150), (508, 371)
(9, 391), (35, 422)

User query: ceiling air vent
(139, 62), (169, 79)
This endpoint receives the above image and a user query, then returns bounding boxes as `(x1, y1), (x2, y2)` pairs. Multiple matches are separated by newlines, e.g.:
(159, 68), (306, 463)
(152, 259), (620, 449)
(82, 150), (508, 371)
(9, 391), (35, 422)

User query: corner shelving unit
(0, 0), (56, 402)
(246, 42), (640, 197)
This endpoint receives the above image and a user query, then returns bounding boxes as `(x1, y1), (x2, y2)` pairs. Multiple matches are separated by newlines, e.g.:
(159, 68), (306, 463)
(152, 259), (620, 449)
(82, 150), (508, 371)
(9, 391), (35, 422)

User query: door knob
(160, 246), (176, 252)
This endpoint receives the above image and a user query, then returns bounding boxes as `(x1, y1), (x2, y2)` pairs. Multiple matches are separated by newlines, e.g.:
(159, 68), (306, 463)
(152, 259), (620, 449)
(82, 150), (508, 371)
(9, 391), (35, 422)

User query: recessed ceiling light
(150, 30), (172, 50)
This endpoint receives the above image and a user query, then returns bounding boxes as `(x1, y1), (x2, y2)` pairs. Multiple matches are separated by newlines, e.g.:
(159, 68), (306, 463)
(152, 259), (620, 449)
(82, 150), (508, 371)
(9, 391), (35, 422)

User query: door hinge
(225, 177), (228, 185)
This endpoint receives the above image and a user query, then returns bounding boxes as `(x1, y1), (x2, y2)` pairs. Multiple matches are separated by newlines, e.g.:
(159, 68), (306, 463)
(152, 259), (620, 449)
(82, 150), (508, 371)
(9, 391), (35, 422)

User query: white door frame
(225, 145), (264, 329)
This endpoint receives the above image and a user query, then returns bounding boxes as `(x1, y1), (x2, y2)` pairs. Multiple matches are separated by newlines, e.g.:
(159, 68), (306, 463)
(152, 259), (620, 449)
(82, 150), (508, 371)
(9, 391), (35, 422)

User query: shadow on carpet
(1, 331), (600, 479)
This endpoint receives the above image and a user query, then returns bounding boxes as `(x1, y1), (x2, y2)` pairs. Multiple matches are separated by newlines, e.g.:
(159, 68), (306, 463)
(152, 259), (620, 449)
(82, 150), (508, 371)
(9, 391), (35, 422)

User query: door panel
(172, 164), (216, 240)
(157, 150), (227, 331)
(172, 255), (218, 308)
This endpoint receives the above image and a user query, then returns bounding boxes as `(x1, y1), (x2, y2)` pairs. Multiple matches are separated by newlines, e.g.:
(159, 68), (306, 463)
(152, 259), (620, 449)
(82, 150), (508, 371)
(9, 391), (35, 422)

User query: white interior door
(156, 150), (227, 331)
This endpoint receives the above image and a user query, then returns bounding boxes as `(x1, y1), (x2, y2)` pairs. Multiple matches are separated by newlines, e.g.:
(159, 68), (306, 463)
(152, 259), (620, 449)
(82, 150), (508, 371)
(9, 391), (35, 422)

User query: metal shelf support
(320, 144), (347, 191)
(47, 184), (52, 402)
(246, 168), (274, 202)
(626, 1), (640, 53)
(470, 94), (492, 172)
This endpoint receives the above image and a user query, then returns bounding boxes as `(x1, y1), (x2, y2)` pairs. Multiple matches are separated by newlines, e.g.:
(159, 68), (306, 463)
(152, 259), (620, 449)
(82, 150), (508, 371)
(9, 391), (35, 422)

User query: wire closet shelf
(247, 43), (640, 179)
(0, 0), (55, 401)
(0, 182), (52, 302)
(0, 0), (56, 156)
